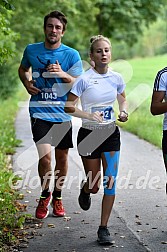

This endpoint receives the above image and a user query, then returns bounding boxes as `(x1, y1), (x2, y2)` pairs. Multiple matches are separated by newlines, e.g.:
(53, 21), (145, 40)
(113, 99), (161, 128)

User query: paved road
(13, 104), (167, 252)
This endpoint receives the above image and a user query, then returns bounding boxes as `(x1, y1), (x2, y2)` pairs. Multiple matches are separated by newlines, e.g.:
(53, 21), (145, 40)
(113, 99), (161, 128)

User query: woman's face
(90, 40), (111, 67)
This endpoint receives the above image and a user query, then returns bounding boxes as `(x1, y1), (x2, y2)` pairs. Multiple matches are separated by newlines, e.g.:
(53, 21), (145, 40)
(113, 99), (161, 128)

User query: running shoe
(97, 226), (114, 245)
(78, 180), (91, 211)
(35, 192), (51, 219)
(52, 198), (66, 217)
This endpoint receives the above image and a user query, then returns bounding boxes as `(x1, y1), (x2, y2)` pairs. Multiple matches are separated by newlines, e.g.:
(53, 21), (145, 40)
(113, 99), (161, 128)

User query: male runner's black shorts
(77, 125), (120, 159)
(31, 117), (73, 149)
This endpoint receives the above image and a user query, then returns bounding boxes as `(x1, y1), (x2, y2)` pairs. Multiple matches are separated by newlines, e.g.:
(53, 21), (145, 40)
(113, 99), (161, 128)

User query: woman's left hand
(118, 111), (128, 122)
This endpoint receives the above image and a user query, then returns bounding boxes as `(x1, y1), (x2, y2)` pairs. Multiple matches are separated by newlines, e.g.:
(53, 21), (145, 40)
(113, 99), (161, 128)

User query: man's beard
(46, 34), (59, 45)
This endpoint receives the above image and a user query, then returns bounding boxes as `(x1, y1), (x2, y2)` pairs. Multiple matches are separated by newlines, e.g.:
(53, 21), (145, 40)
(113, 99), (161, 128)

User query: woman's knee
(89, 183), (100, 194)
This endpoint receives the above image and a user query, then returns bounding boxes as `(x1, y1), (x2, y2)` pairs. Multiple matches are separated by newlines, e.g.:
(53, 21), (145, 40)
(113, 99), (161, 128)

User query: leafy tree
(11, 0), (99, 59)
(111, 5), (167, 59)
(95, 0), (166, 45)
(11, 0), (165, 60)
(0, 0), (14, 10)
(0, 0), (19, 64)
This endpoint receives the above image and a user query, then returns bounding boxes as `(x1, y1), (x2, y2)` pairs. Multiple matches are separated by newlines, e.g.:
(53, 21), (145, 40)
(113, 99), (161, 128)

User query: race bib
(91, 106), (114, 121)
(38, 88), (57, 102)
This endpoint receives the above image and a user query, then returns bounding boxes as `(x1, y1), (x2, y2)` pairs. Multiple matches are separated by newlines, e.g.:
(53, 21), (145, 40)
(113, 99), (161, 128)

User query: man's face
(44, 17), (64, 45)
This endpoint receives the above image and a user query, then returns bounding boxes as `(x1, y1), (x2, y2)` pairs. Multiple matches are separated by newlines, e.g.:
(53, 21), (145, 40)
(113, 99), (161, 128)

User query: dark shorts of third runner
(31, 117), (73, 149)
(162, 130), (167, 154)
(77, 125), (120, 159)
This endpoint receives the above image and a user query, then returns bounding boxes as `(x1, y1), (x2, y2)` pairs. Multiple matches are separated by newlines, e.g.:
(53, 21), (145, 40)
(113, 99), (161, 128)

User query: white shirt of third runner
(70, 67), (125, 127)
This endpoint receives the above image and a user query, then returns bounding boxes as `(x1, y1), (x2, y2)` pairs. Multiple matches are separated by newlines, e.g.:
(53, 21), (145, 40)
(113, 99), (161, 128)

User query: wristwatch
(121, 110), (128, 116)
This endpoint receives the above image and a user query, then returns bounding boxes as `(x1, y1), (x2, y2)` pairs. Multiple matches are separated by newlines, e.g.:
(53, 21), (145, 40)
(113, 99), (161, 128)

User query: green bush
(0, 63), (19, 100)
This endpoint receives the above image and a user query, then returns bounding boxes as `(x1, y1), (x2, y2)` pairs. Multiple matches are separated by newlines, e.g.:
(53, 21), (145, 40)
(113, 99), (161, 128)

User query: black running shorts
(31, 118), (73, 149)
(162, 130), (167, 153)
(77, 125), (120, 159)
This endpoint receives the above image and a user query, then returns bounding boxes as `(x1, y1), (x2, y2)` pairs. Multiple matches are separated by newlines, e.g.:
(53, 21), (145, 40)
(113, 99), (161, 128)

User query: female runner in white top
(65, 35), (128, 244)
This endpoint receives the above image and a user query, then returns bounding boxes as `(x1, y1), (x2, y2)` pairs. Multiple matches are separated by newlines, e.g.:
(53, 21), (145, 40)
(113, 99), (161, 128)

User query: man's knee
(56, 149), (68, 165)
(39, 155), (51, 168)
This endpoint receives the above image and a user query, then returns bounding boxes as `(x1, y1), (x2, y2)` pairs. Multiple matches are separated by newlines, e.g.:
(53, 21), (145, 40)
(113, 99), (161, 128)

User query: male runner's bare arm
(18, 65), (41, 95)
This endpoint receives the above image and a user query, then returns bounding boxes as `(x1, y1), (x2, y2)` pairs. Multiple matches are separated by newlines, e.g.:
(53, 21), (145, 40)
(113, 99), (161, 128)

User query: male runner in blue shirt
(18, 10), (82, 219)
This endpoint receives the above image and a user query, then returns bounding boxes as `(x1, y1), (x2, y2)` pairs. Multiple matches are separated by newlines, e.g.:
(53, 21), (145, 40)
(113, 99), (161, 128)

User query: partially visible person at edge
(65, 35), (128, 245)
(18, 10), (83, 219)
(150, 67), (167, 192)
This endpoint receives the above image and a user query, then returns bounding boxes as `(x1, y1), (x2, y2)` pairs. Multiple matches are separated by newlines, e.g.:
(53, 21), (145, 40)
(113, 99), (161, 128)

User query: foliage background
(0, 0), (166, 100)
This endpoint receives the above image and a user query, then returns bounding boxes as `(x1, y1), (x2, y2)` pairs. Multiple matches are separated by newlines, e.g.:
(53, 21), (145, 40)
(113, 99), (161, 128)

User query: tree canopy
(0, 0), (166, 63)
(95, 0), (166, 45)
(0, 0), (166, 99)
(0, 0), (19, 64)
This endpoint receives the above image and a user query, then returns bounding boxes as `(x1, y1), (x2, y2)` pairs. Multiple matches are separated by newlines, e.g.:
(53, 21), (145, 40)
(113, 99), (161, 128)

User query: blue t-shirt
(21, 42), (83, 122)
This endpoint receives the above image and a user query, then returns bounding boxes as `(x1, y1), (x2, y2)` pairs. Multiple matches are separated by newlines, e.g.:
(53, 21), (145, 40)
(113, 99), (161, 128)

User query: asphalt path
(13, 103), (167, 252)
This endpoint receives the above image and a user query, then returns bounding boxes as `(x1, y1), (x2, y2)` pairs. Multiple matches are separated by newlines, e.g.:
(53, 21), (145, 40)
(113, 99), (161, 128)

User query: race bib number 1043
(39, 88), (57, 101)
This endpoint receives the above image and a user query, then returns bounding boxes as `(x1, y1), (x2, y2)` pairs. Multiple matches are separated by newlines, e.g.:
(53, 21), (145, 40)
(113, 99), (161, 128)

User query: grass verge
(111, 54), (166, 148)
(0, 86), (29, 251)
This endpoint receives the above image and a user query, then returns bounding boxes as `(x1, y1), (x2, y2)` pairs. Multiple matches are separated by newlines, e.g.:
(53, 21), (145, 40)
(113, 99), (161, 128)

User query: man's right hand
(24, 80), (41, 95)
